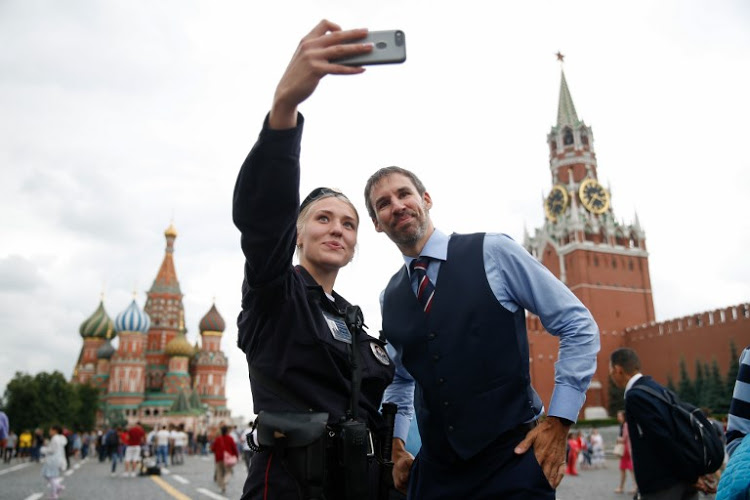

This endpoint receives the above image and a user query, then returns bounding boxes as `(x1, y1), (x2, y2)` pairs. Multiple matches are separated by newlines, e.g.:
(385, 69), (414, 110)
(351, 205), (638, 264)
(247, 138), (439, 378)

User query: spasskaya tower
(524, 56), (655, 415)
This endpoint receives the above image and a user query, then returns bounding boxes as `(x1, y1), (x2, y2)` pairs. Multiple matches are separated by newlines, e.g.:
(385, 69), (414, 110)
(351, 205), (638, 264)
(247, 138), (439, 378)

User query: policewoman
(232, 21), (395, 500)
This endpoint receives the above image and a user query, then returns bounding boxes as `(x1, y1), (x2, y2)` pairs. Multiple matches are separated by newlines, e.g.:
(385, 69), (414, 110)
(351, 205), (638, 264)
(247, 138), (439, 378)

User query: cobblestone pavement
(556, 456), (716, 500)
(0, 451), (717, 499)
(0, 453), (245, 500)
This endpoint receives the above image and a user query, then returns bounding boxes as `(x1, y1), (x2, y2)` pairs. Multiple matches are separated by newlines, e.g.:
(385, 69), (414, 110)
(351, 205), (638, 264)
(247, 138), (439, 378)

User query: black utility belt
(250, 411), (377, 457)
(250, 411), (379, 499)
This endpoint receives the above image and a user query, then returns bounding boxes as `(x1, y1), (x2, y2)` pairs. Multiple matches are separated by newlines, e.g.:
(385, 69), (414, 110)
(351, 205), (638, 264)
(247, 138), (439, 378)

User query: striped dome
(96, 339), (116, 359)
(114, 299), (151, 333)
(79, 300), (115, 339)
(199, 303), (225, 333)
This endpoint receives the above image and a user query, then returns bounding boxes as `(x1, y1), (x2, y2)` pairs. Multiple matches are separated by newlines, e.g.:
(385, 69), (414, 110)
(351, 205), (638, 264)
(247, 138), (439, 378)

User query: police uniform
(233, 114), (395, 499)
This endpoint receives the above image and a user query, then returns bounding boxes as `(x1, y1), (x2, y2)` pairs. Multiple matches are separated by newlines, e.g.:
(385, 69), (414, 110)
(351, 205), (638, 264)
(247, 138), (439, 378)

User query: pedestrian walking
(240, 421), (254, 474)
(212, 425), (238, 495)
(103, 426), (121, 475)
(155, 425), (170, 467)
(41, 425), (68, 500)
(4, 430), (17, 463)
(0, 411), (9, 460)
(124, 422), (145, 477)
(590, 428), (605, 468)
(19, 429), (32, 461)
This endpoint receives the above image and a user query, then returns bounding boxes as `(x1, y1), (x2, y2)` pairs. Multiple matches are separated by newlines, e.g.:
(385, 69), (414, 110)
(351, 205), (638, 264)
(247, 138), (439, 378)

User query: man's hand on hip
(513, 416), (570, 489)
(391, 438), (414, 494)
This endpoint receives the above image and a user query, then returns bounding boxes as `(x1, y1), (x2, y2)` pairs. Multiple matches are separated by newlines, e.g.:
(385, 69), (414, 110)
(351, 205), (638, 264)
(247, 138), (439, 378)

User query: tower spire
(557, 69), (579, 128)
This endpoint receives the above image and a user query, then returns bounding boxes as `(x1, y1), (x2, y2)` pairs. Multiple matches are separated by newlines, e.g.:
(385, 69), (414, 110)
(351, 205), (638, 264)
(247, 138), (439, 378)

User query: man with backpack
(609, 348), (722, 499)
(103, 426), (121, 476)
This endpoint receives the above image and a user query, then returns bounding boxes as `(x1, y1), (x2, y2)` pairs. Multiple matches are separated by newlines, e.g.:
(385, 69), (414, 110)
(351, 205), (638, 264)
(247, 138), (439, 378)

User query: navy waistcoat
(382, 233), (538, 460)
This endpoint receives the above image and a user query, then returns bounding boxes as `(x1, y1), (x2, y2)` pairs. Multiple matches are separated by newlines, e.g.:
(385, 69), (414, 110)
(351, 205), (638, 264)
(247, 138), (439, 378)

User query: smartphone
(332, 30), (406, 66)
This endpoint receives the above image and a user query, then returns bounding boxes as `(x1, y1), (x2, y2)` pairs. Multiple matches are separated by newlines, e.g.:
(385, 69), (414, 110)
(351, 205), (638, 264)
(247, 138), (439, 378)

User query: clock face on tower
(579, 178), (610, 214)
(544, 184), (569, 222)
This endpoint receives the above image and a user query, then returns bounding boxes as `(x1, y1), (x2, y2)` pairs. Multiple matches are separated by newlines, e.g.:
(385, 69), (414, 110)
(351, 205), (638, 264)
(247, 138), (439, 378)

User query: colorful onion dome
(96, 339), (116, 360)
(79, 300), (115, 339)
(199, 303), (225, 333)
(165, 331), (194, 357)
(164, 222), (178, 238)
(114, 299), (151, 333)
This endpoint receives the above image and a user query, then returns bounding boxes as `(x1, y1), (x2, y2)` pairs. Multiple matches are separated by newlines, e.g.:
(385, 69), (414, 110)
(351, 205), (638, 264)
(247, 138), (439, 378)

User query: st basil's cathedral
(72, 223), (231, 429)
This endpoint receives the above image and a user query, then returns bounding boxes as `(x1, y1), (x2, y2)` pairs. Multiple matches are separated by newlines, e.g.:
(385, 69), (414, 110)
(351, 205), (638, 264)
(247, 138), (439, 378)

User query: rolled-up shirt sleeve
(484, 233), (600, 422)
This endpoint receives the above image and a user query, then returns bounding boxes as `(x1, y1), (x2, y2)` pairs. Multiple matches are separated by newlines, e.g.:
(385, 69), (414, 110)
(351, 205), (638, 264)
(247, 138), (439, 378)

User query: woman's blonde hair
(296, 188), (359, 247)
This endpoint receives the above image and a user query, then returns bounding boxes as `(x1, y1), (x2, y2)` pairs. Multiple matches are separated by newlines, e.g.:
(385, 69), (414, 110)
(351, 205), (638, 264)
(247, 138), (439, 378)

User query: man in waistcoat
(364, 167), (600, 498)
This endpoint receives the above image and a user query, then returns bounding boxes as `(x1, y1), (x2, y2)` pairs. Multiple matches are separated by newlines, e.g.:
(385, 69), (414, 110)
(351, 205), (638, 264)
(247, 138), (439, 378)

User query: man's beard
(388, 217), (427, 247)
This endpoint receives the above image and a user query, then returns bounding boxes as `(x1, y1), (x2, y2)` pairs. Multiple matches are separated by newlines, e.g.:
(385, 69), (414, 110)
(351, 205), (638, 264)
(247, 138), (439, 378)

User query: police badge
(369, 341), (391, 366)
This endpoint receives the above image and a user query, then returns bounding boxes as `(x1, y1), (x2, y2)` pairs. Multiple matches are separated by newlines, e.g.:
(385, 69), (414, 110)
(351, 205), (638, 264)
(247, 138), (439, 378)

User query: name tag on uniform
(322, 312), (352, 344)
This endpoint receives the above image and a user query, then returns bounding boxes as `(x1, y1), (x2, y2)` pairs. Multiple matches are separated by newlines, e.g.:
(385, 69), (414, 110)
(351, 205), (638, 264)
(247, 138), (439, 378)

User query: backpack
(630, 384), (724, 479)
(104, 430), (119, 447)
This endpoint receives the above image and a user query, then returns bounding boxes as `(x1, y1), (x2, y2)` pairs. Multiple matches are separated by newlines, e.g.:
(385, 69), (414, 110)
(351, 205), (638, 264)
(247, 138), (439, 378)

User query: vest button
(438, 377), (445, 384)
(448, 425), (454, 432)
(432, 354), (440, 362)
(427, 332), (437, 340)
(443, 401), (449, 407)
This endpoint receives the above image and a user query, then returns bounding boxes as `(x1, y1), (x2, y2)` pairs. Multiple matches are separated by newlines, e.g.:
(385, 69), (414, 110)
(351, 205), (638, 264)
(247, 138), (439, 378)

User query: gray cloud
(0, 255), (45, 292)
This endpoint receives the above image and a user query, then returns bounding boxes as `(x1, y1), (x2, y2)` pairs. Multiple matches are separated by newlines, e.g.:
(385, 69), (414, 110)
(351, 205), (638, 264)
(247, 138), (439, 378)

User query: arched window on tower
(581, 131), (589, 146)
(563, 128), (574, 146)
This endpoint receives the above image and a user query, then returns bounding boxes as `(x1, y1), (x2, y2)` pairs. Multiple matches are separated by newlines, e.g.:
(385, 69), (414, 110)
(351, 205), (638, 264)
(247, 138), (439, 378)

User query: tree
(666, 374), (677, 394)
(726, 340), (740, 400)
(608, 377), (625, 416)
(71, 384), (100, 432)
(693, 360), (705, 406)
(2, 372), (40, 433)
(705, 359), (726, 414)
(677, 356), (696, 404)
(2, 371), (99, 433)
(34, 371), (75, 429)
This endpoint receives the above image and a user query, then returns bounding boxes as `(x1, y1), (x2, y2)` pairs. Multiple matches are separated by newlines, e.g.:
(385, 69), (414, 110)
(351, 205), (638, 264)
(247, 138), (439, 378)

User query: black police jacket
(232, 113), (395, 432)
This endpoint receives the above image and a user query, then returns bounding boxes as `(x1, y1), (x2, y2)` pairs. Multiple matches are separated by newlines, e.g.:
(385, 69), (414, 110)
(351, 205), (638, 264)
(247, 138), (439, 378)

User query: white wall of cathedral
(195, 371), (225, 396)
(201, 335), (221, 351)
(107, 364), (145, 393)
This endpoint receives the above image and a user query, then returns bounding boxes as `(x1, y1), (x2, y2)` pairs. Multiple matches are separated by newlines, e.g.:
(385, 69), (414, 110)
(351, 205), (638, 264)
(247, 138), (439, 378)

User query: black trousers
(241, 449), (382, 500)
(407, 427), (556, 500)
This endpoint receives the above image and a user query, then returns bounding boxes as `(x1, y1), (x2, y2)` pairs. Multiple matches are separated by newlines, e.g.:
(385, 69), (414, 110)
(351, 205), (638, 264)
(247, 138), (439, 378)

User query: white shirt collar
(624, 373), (643, 396)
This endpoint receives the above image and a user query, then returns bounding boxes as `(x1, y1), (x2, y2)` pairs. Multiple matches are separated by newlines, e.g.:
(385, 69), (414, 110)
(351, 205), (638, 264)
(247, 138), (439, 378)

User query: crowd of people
(0, 414), (255, 497)
(565, 428), (606, 476)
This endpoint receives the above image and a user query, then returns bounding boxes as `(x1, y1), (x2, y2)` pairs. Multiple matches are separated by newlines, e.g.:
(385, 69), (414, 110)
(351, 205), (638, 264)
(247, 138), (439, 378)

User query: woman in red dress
(615, 410), (636, 494)
(566, 431), (581, 476)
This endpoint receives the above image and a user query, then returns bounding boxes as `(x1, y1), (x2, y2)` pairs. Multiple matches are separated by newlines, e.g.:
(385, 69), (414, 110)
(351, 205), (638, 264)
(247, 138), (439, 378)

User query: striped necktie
(411, 256), (435, 313)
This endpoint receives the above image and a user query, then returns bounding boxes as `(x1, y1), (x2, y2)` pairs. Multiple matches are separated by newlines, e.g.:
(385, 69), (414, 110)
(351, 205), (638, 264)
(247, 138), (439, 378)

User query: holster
(337, 419), (370, 499)
(256, 411), (329, 499)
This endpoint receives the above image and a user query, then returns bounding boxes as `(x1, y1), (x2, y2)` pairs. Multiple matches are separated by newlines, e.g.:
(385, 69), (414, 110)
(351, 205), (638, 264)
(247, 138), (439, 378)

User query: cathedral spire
(557, 70), (580, 129)
(150, 223), (182, 295)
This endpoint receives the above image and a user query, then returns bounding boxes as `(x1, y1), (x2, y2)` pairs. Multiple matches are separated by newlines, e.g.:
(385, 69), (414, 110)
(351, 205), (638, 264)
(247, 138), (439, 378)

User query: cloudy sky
(2, 1), (748, 421)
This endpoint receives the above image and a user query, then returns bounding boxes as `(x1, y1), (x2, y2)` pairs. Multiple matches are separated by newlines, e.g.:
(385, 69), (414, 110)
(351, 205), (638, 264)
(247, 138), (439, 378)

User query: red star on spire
(556, 51), (565, 62)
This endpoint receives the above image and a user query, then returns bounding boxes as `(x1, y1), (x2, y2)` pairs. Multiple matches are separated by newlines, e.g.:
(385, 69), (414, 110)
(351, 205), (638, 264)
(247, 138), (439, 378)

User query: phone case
(333, 30), (406, 66)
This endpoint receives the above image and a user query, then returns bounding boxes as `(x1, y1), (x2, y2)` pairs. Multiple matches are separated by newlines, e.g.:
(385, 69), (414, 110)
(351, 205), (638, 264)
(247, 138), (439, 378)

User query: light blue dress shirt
(382, 229), (600, 443)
